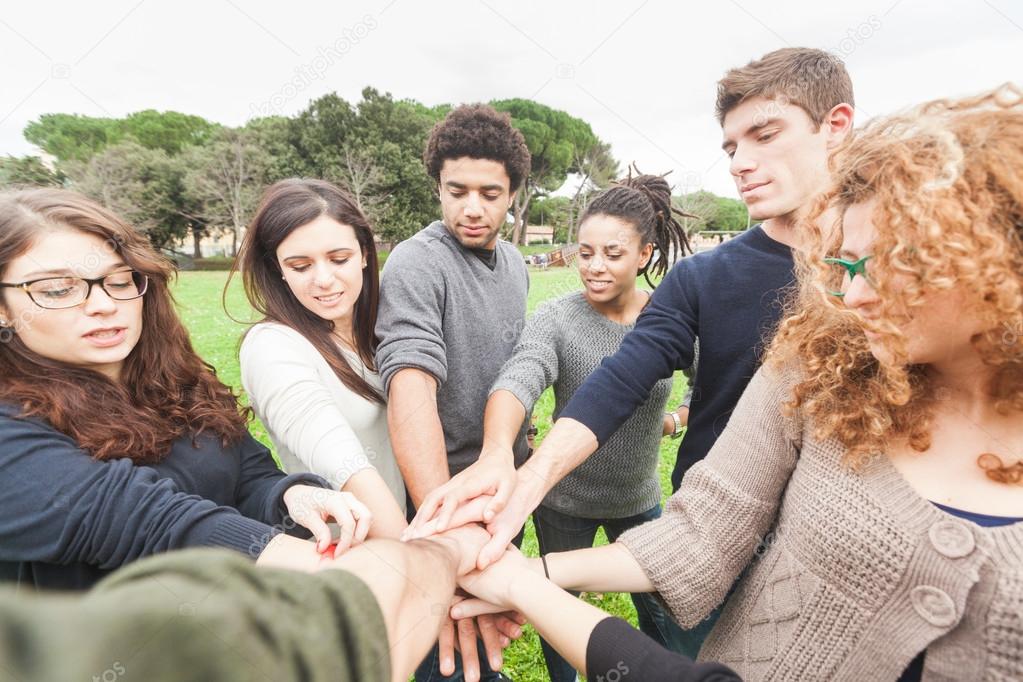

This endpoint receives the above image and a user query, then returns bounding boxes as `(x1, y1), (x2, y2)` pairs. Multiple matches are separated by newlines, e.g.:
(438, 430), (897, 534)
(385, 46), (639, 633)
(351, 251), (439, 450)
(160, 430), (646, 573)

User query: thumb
(477, 527), (514, 570)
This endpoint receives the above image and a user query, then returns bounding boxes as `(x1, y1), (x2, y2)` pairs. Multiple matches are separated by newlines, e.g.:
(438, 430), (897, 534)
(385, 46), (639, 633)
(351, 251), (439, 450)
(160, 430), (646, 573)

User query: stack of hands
(282, 460), (544, 680)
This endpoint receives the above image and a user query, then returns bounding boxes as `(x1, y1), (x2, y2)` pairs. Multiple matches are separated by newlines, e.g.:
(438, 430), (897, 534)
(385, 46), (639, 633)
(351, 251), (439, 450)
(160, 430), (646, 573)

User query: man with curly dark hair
(375, 103), (531, 681)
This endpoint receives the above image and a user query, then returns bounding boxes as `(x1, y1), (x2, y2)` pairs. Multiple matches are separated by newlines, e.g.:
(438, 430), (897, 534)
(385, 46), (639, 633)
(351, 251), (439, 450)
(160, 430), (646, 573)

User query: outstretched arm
(0, 528), (493, 682)
(455, 547), (739, 681)
(406, 265), (699, 568)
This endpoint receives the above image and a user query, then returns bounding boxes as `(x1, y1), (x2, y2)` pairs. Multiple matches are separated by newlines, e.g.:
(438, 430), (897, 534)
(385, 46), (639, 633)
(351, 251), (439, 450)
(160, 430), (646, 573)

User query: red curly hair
(768, 84), (1023, 469)
(0, 188), (248, 463)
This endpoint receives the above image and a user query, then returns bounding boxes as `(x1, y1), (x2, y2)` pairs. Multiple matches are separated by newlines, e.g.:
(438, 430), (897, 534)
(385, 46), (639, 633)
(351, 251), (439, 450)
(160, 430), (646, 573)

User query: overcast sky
(2, 1), (1020, 197)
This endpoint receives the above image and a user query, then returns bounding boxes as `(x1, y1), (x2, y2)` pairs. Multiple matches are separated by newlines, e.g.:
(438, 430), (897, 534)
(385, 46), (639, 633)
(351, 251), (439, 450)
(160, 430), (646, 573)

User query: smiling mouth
(314, 292), (343, 302)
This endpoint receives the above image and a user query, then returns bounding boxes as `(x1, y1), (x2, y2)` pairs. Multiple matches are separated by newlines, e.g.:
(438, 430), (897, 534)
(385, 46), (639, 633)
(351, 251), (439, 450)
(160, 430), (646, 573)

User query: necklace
(977, 453), (1023, 485)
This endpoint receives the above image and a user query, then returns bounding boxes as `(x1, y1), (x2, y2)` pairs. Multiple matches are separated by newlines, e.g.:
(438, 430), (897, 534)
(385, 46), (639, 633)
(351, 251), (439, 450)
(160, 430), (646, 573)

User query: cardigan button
(929, 519), (976, 558)
(910, 586), (957, 627)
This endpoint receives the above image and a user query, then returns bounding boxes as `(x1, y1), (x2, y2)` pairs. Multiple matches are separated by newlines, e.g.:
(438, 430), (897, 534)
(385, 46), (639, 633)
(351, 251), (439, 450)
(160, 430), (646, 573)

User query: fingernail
(451, 607), (462, 618)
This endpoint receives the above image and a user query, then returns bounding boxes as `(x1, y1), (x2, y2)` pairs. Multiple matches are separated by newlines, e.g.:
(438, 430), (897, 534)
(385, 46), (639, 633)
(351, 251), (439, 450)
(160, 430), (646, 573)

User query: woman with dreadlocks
(464, 171), (694, 681)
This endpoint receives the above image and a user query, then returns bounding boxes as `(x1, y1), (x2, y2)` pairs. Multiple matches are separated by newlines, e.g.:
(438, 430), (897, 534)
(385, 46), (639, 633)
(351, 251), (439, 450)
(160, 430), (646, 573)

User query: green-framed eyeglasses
(822, 255), (874, 297)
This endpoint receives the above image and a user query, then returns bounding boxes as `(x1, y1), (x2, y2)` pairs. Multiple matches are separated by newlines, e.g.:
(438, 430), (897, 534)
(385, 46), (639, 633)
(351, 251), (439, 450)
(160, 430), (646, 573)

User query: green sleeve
(0, 549), (391, 682)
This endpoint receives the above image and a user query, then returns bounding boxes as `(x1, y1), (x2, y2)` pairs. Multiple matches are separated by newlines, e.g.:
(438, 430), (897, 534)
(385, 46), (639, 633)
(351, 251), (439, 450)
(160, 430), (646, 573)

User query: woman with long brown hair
(237, 179), (407, 539)
(450, 86), (1023, 680)
(0, 187), (371, 590)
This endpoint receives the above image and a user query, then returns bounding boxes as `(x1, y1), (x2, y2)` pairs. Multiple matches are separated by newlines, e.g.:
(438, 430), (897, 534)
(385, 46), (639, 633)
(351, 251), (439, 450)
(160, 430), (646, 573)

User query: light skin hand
(406, 389), (524, 538)
(423, 525), (523, 680)
(281, 484), (372, 557)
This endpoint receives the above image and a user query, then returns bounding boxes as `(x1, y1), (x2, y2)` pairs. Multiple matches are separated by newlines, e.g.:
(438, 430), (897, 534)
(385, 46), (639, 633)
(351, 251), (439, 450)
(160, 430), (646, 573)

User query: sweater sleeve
(0, 413), (281, 566)
(241, 325), (376, 489)
(559, 262), (698, 444)
(0, 549), (391, 682)
(680, 339), (700, 408)
(587, 617), (741, 682)
(232, 432), (330, 534)
(616, 365), (802, 627)
(489, 299), (560, 413)
(375, 240), (448, 393)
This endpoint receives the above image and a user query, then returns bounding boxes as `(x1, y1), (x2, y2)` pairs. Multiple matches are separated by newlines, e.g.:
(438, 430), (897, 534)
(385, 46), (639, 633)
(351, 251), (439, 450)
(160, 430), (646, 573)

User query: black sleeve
(0, 414), (279, 567)
(231, 432), (331, 533)
(586, 617), (742, 682)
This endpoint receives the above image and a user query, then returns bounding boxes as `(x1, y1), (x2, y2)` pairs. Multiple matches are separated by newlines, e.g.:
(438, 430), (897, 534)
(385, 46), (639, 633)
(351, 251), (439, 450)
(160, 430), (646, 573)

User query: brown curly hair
(0, 188), (249, 463)
(768, 83), (1023, 468)
(423, 104), (531, 192)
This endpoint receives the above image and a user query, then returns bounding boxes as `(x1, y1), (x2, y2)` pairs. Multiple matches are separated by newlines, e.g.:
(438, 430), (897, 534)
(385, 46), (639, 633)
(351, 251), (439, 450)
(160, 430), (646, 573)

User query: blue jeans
(532, 503), (691, 682)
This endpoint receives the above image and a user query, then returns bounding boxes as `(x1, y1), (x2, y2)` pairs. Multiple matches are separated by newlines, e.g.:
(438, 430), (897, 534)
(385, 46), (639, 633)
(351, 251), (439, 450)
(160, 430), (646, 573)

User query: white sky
(1, 0), (1021, 197)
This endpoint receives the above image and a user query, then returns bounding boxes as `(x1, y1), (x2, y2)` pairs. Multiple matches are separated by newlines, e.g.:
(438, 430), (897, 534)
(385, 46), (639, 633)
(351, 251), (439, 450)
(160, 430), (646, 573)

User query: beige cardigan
(619, 366), (1023, 681)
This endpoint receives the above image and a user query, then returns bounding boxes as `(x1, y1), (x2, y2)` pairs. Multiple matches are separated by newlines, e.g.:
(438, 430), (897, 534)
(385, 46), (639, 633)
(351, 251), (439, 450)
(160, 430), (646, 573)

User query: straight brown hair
(715, 47), (854, 127)
(234, 179), (383, 404)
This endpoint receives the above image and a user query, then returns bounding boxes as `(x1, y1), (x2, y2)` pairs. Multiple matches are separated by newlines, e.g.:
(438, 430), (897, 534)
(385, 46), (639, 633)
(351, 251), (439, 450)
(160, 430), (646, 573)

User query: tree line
(1, 87), (748, 255)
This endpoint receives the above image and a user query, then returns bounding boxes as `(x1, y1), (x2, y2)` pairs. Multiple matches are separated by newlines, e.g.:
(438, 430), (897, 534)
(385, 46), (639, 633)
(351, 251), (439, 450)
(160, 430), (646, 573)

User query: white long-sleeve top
(240, 322), (405, 514)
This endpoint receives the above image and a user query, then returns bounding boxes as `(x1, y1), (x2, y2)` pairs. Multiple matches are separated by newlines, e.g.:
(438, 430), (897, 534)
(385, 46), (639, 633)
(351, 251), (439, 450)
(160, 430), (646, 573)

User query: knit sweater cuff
(201, 513), (281, 560)
(489, 376), (538, 413)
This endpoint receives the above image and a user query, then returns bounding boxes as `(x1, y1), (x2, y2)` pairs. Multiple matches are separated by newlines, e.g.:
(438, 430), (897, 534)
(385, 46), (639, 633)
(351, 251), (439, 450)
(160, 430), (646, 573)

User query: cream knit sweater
(618, 365), (1023, 681)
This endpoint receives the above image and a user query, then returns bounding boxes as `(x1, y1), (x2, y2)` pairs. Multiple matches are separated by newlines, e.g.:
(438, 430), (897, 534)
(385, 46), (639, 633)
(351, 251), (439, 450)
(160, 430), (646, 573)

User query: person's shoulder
(389, 222), (451, 258)
(383, 223), (455, 278)
(527, 291), (595, 338)
(243, 320), (310, 348)
(241, 321), (320, 363)
(0, 402), (67, 441)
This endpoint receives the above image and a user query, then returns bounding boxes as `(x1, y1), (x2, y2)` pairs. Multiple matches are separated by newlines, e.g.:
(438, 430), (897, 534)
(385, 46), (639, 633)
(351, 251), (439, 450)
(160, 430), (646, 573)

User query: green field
(172, 268), (688, 682)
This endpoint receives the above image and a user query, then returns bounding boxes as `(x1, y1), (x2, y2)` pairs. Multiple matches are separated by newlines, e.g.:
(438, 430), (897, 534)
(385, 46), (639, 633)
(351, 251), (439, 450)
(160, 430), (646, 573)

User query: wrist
(480, 441), (515, 462)
(514, 466), (550, 510)
(507, 565), (549, 610)
(420, 535), (464, 575)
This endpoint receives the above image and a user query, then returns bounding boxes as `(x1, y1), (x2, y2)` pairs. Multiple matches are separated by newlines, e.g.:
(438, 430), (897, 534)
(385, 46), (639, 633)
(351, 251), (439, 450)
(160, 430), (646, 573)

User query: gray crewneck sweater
(492, 291), (673, 518)
(375, 221), (530, 476)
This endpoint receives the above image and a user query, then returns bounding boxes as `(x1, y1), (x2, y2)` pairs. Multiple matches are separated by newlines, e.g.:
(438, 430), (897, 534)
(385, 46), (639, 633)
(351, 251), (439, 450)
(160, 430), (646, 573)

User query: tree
(24, 114), (121, 162)
(336, 145), (385, 216)
(66, 141), (190, 248)
(566, 139), (618, 243)
(0, 155), (64, 188)
(120, 110), (218, 155)
(491, 99), (612, 245)
(528, 196), (572, 242)
(23, 111), (218, 163)
(183, 128), (270, 257)
(286, 88), (440, 242)
(675, 191), (750, 236)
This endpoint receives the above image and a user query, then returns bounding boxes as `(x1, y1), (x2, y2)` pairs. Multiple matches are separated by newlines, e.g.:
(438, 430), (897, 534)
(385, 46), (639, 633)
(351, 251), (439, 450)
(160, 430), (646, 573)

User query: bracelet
(667, 410), (684, 438)
(541, 554), (550, 579)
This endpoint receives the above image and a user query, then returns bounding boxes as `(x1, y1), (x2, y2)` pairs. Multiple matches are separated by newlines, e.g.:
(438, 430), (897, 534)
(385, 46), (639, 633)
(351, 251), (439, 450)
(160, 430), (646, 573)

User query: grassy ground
(171, 268), (688, 682)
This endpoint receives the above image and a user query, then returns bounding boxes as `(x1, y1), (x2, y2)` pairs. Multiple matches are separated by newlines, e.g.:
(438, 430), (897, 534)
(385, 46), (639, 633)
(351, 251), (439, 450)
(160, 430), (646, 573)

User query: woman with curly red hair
(453, 85), (1023, 681)
(0, 188), (372, 590)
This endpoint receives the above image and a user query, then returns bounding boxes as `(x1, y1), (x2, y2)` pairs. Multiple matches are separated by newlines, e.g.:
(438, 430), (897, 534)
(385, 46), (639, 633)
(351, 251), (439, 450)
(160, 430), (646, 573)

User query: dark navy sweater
(561, 226), (795, 490)
(0, 404), (327, 590)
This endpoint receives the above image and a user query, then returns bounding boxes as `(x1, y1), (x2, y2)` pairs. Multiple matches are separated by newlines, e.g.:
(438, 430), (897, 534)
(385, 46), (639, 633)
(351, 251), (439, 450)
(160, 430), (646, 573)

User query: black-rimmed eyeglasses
(0, 270), (149, 310)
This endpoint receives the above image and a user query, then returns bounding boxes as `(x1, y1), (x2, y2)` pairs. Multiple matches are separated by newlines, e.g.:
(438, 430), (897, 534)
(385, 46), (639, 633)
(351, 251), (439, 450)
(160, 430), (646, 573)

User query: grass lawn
(172, 268), (689, 682)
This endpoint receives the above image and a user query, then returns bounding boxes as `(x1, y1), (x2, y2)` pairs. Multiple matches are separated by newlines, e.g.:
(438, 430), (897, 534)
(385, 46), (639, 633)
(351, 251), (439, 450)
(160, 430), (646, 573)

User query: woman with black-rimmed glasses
(0, 187), (374, 590)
